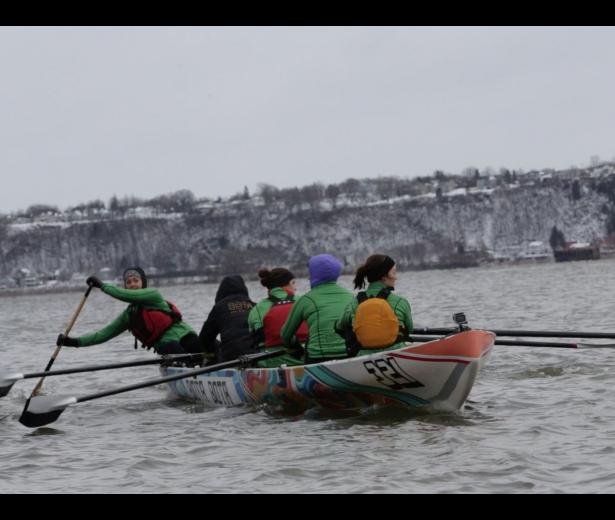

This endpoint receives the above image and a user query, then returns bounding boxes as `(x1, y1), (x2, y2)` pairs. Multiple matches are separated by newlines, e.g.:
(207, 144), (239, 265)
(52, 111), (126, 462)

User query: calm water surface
(2, 260), (615, 493)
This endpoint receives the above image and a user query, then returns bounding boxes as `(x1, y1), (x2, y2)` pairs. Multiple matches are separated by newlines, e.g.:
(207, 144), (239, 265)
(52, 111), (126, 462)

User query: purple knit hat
(308, 254), (343, 288)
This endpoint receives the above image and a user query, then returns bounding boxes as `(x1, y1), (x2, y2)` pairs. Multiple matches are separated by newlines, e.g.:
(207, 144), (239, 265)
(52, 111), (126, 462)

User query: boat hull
(162, 330), (494, 414)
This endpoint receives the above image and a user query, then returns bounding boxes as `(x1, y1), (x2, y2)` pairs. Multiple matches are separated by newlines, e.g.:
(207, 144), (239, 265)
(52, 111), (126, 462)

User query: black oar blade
(0, 373), (22, 398)
(0, 383), (15, 398)
(19, 395), (77, 428)
(577, 342), (615, 349)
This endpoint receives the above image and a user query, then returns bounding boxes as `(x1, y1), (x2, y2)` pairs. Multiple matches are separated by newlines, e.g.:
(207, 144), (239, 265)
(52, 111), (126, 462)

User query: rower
(281, 254), (354, 364)
(248, 267), (308, 368)
(198, 275), (257, 363)
(56, 267), (203, 356)
(336, 254), (413, 357)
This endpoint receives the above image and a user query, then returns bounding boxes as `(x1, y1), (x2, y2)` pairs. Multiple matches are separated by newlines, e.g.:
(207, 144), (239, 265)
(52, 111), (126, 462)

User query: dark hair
(353, 255), (395, 290)
(258, 267), (295, 290)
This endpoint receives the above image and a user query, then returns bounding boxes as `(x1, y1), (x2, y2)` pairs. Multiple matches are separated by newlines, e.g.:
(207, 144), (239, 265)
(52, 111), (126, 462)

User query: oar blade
(0, 383), (16, 398)
(577, 342), (615, 349)
(19, 395), (77, 428)
(0, 373), (22, 398)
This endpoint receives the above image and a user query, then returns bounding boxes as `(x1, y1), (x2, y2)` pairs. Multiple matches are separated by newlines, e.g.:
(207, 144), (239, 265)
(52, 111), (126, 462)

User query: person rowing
(248, 267), (308, 368)
(337, 254), (413, 356)
(56, 267), (203, 355)
(198, 275), (258, 363)
(281, 254), (354, 364)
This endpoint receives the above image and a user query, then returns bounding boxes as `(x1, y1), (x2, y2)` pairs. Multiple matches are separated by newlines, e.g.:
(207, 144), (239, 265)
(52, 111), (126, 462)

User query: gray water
(2, 260), (615, 493)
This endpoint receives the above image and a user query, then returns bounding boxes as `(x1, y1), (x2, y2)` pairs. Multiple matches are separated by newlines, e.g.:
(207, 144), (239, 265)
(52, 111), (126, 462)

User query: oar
(18, 285), (93, 425)
(19, 349), (286, 428)
(407, 335), (612, 349)
(0, 354), (202, 398)
(29, 286), (93, 398)
(412, 327), (615, 339)
(492, 339), (580, 348)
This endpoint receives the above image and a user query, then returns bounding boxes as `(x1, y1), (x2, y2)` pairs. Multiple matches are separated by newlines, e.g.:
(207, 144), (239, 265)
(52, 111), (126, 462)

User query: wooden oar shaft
(30, 286), (93, 397)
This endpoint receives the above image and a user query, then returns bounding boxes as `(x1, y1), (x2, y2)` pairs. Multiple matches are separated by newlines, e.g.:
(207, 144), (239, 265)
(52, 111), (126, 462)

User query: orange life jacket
(353, 288), (400, 349)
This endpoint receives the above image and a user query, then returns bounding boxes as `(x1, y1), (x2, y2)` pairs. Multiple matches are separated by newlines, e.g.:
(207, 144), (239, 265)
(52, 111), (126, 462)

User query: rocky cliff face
(1, 175), (612, 280)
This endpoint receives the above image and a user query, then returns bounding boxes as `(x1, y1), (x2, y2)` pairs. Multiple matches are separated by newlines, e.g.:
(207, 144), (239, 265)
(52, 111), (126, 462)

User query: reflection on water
(2, 260), (615, 492)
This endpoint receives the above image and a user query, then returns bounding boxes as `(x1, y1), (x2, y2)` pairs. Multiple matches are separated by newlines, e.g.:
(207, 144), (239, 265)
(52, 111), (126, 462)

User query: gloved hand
(86, 275), (103, 289)
(286, 339), (304, 360)
(345, 340), (361, 358)
(57, 334), (79, 347)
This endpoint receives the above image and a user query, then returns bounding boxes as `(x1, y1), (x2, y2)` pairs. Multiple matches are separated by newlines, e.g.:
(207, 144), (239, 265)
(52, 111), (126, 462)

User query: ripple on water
(3, 266), (615, 492)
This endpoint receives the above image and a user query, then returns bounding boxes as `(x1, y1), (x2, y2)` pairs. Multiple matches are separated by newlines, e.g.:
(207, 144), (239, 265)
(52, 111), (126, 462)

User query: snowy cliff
(1, 171), (613, 282)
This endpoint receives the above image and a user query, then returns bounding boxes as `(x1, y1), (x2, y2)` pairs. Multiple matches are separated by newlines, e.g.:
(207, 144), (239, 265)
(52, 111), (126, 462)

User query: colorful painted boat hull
(162, 330), (494, 413)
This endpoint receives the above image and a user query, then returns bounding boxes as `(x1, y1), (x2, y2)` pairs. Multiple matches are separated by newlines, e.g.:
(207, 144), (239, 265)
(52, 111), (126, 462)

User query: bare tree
(280, 187), (302, 207)
(0, 215), (8, 242)
(25, 204), (60, 218)
(258, 183), (279, 204)
(300, 183), (325, 208)
(325, 184), (341, 206)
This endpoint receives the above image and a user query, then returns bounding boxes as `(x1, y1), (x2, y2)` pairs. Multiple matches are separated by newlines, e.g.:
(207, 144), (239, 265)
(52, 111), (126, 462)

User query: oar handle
(30, 285), (93, 397)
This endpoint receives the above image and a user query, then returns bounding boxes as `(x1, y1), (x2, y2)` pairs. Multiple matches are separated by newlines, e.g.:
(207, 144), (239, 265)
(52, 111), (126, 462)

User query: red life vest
(262, 295), (308, 347)
(128, 301), (183, 348)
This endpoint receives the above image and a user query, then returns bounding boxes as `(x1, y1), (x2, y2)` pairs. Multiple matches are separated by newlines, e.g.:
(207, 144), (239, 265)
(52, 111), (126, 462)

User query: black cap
(123, 267), (148, 288)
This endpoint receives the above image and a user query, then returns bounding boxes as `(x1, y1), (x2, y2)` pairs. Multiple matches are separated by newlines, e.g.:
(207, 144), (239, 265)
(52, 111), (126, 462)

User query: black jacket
(199, 275), (257, 362)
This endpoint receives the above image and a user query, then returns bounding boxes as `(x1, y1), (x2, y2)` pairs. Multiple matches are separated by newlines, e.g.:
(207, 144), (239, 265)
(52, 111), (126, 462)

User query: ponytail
(258, 268), (272, 288)
(353, 265), (369, 290)
(258, 267), (295, 289)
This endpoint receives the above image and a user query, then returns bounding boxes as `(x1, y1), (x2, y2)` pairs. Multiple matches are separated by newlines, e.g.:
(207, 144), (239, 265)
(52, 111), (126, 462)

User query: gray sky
(1, 26), (614, 213)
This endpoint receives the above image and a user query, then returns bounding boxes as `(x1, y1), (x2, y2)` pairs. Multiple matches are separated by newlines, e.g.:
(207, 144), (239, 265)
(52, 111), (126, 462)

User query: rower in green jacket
(281, 254), (354, 364)
(248, 267), (307, 368)
(56, 267), (202, 356)
(337, 254), (413, 357)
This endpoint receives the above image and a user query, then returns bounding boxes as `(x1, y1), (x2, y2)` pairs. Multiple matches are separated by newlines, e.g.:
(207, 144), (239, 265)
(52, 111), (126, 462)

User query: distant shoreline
(6, 254), (613, 299)
(0, 277), (209, 299)
(0, 256), (578, 299)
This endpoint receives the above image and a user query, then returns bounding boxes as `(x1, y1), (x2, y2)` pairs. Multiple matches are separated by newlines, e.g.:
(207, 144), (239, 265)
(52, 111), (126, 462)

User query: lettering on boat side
(363, 357), (424, 390)
(184, 378), (237, 406)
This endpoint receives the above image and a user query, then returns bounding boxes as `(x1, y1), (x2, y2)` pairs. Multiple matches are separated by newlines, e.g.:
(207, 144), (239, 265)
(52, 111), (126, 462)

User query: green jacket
(339, 281), (413, 353)
(77, 284), (195, 348)
(281, 282), (354, 361)
(248, 287), (303, 368)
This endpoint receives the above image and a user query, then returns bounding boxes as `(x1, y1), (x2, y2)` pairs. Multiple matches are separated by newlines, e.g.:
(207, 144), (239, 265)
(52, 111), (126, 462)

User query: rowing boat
(161, 329), (494, 414)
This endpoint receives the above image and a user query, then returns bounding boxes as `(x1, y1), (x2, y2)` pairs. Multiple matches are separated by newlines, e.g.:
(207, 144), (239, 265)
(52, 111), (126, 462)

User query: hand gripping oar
(19, 349), (286, 428)
(0, 354), (202, 398)
(412, 327), (615, 339)
(18, 285), (93, 421)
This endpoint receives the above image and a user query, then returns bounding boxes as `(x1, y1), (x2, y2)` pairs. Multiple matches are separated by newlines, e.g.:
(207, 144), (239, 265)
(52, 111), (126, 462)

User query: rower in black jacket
(198, 275), (258, 363)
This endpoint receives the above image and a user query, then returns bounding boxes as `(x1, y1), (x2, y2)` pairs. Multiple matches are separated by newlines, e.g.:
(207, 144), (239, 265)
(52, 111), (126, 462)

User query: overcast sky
(1, 26), (614, 213)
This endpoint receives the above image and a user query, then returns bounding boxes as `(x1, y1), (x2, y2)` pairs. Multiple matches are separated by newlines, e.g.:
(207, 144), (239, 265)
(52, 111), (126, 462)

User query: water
(2, 260), (615, 493)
